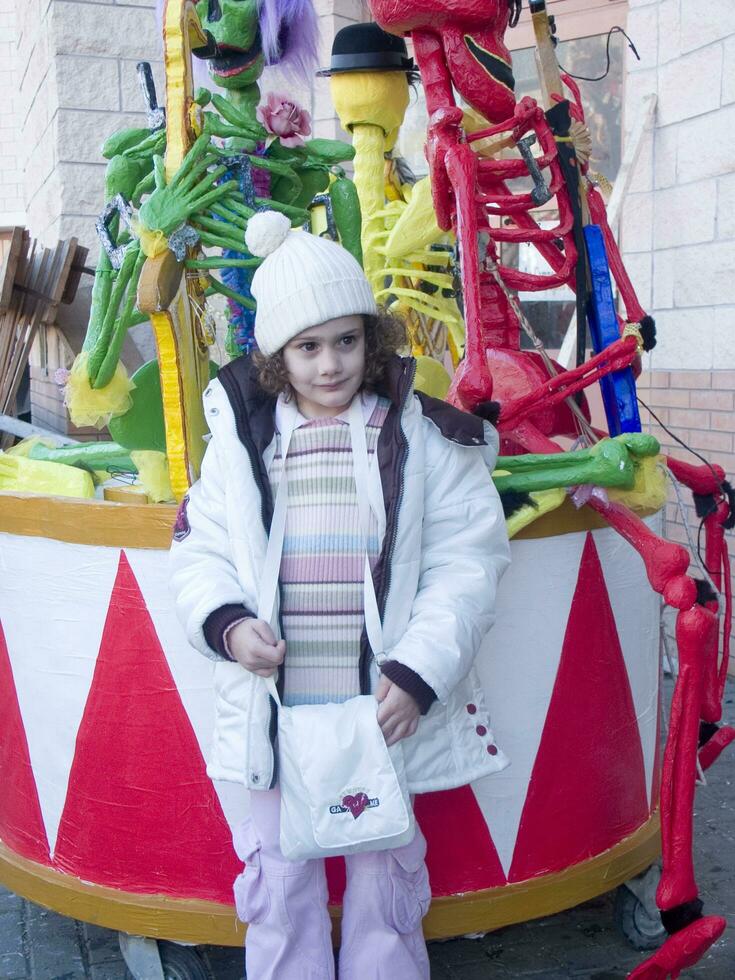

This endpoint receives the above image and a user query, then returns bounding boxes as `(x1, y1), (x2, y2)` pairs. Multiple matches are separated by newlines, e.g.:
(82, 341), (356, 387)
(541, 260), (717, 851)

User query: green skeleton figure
(72, 0), (360, 424)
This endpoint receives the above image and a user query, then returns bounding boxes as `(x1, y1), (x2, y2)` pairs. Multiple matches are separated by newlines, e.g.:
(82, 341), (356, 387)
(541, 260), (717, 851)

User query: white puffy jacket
(169, 355), (511, 793)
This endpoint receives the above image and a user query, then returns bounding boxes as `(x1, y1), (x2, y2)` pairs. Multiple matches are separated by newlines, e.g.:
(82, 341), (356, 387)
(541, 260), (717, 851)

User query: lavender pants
(233, 789), (431, 980)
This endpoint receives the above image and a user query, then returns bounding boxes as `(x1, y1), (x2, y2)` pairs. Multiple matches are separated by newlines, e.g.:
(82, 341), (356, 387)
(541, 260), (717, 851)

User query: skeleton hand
(137, 135), (238, 240)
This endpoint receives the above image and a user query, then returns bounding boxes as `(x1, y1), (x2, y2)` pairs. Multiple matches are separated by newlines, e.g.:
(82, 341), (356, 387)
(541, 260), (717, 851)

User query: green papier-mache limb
(94, 247), (147, 388)
(302, 138), (355, 167)
(330, 177), (363, 265)
(83, 252), (114, 356)
(85, 245), (146, 389)
(210, 93), (266, 142)
(28, 441), (137, 474)
(103, 127), (157, 160)
(493, 434), (660, 495)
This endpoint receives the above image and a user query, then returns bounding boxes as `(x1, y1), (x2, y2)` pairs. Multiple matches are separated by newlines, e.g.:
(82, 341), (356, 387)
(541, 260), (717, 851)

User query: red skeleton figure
(369, 0), (648, 453)
(369, 1), (733, 976)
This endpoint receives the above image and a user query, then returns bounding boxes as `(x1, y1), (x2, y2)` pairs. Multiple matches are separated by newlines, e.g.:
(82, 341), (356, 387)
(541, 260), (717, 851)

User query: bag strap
(257, 404), (298, 707)
(259, 395), (384, 706)
(348, 396), (385, 668)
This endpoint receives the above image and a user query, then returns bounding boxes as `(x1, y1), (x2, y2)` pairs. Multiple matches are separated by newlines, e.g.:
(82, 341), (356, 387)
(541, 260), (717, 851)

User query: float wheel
(613, 883), (667, 950)
(157, 942), (210, 980)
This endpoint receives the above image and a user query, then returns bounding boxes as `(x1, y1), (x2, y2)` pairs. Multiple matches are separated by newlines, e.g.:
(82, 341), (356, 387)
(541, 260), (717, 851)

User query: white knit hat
(245, 210), (378, 356)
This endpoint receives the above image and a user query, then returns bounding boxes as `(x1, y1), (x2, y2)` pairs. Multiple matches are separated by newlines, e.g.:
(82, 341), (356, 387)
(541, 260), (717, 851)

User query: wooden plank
(60, 242), (89, 306)
(41, 238), (79, 324)
(1, 245), (54, 415)
(0, 228), (26, 313)
(0, 233), (102, 423)
(0, 237), (33, 396)
(531, 2), (566, 108)
(606, 93), (657, 231)
(2, 245), (67, 415)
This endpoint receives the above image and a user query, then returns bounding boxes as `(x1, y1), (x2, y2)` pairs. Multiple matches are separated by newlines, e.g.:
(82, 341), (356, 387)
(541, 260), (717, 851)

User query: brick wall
(624, 0), (735, 642)
(638, 369), (734, 543)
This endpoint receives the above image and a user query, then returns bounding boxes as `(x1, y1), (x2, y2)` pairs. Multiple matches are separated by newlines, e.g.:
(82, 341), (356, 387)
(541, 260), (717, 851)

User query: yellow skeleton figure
(325, 24), (463, 393)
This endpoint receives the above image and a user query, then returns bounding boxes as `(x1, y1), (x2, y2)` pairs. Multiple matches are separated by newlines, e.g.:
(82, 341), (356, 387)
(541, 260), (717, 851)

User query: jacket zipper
(360, 359), (416, 692)
(381, 358), (416, 619)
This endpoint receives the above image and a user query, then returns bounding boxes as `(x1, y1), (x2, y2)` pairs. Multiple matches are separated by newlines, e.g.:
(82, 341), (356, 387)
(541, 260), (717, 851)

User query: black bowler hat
(316, 22), (418, 78)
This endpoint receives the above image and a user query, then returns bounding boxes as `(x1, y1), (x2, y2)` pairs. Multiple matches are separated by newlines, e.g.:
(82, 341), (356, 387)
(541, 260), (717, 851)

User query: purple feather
(155, 0), (318, 82)
(259, 0), (318, 79)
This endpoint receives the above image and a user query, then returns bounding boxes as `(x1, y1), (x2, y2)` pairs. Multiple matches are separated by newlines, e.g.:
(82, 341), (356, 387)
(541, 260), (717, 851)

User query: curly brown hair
(252, 309), (407, 398)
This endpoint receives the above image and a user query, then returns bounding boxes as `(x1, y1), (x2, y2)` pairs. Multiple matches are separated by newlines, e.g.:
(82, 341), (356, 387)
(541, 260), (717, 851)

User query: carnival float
(0, 1), (733, 978)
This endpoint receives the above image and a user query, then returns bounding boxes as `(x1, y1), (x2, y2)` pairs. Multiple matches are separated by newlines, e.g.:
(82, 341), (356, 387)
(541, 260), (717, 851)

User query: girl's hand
(376, 675), (420, 746)
(226, 619), (286, 677)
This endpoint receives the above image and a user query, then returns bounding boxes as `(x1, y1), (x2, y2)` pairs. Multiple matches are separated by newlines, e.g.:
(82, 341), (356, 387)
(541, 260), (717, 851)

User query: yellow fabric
(609, 456), (668, 513)
(622, 322), (644, 352)
(130, 450), (175, 503)
(414, 356), (451, 399)
(495, 478), (567, 539)
(5, 436), (47, 458)
(66, 352), (135, 429)
(0, 453), (95, 499)
(139, 226), (170, 259)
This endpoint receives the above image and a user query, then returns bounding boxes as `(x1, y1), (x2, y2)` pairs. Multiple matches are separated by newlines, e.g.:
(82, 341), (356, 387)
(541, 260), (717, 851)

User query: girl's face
(282, 315), (366, 418)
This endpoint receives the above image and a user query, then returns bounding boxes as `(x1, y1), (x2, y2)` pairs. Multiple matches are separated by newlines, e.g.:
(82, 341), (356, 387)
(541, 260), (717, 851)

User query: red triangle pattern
(414, 786), (507, 894)
(509, 533), (649, 882)
(53, 552), (241, 902)
(0, 621), (50, 864)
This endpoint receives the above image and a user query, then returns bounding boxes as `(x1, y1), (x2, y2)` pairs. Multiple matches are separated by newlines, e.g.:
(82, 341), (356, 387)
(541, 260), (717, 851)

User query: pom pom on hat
(245, 210), (291, 258)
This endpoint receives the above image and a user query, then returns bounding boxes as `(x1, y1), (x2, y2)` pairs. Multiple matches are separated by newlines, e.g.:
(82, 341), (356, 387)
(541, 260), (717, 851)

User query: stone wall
(623, 0), (735, 636)
(40, 0), (162, 257)
(0, 0), (24, 226)
(9, 0), (368, 435)
(13, 0), (368, 256)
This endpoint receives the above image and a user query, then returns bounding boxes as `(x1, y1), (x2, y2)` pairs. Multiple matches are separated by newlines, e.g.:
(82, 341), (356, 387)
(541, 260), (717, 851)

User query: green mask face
(195, 0), (265, 90)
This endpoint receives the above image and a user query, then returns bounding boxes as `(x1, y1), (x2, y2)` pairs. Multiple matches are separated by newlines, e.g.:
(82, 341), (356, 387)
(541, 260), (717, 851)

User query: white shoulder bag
(258, 397), (415, 861)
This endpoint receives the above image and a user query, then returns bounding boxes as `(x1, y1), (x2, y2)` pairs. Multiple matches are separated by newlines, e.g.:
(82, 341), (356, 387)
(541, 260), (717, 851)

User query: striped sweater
(268, 392), (391, 707)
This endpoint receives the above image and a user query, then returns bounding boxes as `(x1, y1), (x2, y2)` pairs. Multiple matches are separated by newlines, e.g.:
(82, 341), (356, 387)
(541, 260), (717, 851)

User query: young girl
(170, 211), (510, 980)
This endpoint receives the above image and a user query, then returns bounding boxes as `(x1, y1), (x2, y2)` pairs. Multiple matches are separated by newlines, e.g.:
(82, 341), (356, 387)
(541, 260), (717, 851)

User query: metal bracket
(219, 154), (257, 210)
(307, 193), (338, 240)
(96, 194), (135, 270)
(517, 134), (553, 206)
(137, 62), (166, 131)
(118, 934), (165, 980)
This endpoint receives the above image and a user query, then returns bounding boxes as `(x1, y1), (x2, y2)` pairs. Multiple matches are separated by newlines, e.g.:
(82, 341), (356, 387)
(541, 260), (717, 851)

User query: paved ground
(1, 681), (734, 979)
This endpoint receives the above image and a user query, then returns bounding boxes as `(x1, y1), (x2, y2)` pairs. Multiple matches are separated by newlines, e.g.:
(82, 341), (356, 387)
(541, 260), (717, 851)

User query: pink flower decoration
(256, 92), (311, 148)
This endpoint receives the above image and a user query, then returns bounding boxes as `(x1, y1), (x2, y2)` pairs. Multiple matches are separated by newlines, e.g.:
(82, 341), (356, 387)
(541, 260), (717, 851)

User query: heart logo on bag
(342, 792), (370, 820)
